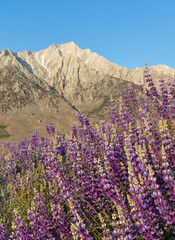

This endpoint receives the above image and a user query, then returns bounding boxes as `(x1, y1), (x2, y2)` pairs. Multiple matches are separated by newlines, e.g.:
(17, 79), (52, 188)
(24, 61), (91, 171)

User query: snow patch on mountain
(35, 52), (48, 71)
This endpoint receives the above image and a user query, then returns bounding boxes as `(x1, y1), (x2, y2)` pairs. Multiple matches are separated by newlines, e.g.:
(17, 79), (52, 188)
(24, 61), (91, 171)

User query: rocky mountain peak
(57, 41), (79, 54)
(1, 49), (14, 57)
(0, 42), (175, 141)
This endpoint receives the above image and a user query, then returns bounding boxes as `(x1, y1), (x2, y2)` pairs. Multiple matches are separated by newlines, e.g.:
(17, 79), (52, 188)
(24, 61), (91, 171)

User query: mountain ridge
(1, 42), (174, 89)
(0, 42), (174, 140)
(13, 42), (175, 77)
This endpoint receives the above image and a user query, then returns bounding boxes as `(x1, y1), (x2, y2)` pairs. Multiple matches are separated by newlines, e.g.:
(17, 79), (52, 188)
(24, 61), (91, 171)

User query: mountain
(15, 42), (175, 88)
(0, 42), (174, 140)
(0, 51), (78, 140)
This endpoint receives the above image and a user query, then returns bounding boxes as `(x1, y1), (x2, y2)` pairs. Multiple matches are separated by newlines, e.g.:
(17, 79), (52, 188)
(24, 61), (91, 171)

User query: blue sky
(0, 0), (175, 69)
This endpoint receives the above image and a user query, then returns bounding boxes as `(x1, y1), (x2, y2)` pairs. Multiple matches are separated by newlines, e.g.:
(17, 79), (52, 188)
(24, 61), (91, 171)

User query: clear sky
(0, 0), (175, 70)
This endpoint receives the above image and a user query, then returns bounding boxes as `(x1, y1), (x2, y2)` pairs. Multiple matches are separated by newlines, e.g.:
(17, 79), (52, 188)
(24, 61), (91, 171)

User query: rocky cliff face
(0, 42), (174, 140)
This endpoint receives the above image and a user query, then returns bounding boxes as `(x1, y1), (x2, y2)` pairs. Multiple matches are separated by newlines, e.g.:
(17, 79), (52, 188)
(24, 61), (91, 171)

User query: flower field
(0, 67), (175, 239)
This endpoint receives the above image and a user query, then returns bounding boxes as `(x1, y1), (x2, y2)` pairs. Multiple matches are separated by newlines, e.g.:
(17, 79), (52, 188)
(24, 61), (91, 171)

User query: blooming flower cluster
(0, 67), (175, 239)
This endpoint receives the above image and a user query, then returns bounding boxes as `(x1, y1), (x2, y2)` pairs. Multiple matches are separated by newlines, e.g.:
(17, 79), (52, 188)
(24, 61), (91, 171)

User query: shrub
(0, 67), (174, 239)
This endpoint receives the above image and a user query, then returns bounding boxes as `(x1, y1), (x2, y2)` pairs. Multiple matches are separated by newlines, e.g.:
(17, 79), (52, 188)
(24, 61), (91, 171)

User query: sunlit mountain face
(0, 42), (174, 140)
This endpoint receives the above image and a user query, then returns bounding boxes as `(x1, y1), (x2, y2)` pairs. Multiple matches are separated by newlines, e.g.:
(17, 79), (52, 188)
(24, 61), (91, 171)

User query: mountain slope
(0, 65), (78, 140)
(0, 42), (174, 140)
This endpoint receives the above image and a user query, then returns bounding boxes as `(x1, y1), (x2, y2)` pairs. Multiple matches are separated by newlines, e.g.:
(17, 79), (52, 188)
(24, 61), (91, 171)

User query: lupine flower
(0, 65), (175, 240)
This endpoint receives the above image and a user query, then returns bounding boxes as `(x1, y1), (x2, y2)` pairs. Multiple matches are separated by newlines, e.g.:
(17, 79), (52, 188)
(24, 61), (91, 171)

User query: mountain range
(0, 42), (174, 140)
